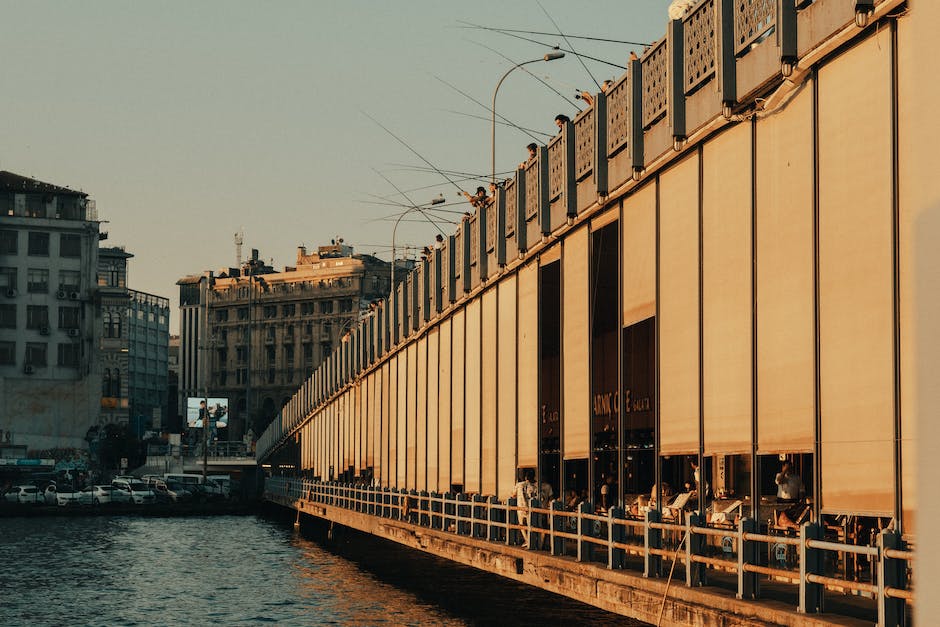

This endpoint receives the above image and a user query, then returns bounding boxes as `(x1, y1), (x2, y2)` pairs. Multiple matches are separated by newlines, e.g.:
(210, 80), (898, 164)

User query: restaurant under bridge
(255, 1), (934, 624)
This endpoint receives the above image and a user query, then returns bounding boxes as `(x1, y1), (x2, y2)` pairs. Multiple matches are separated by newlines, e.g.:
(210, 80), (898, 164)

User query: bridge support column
(686, 512), (706, 587)
(877, 531), (905, 627)
(799, 522), (824, 614)
(487, 496), (501, 542)
(551, 500), (565, 556)
(577, 501), (594, 563)
(608, 507), (625, 569)
(737, 517), (758, 600)
(644, 509), (662, 578)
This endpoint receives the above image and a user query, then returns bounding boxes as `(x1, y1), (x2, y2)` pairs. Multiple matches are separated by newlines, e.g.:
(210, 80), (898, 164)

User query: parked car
(4, 485), (43, 505)
(163, 480), (194, 502)
(77, 485), (113, 506)
(51, 485), (82, 507)
(111, 480), (156, 505)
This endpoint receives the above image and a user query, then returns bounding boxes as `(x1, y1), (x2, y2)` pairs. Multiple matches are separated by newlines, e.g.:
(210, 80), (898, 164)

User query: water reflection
(0, 514), (639, 626)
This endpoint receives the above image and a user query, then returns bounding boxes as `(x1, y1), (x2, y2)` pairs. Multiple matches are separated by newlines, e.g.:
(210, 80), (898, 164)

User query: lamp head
(544, 51), (565, 62)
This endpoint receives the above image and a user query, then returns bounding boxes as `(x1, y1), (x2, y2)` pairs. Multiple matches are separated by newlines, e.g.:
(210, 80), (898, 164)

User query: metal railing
(266, 478), (913, 626)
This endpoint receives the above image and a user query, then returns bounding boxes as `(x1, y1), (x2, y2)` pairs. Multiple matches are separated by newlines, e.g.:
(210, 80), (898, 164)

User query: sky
(0, 1), (671, 332)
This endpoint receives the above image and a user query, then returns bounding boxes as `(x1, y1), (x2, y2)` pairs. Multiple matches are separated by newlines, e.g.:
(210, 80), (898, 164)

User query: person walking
(512, 469), (538, 548)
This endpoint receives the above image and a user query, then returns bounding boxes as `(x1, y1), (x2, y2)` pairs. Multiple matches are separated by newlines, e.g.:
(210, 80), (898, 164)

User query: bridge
(256, 1), (936, 624)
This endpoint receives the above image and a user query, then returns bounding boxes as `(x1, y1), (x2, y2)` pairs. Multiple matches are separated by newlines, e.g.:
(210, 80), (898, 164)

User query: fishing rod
(455, 23), (650, 47)
(386, 162), (516, 180)
(362, 111), (469, 196)
(441, 109), (555, 139)
(370, 167), (448, 237)
(537, 1), (601, 91)
(432, 74), (545, 146)
(459, 21), (628, 70)
(466, 38), (581, 110)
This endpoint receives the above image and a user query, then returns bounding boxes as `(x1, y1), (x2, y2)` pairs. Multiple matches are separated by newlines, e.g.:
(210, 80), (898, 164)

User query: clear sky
(0, 1), (671, 332)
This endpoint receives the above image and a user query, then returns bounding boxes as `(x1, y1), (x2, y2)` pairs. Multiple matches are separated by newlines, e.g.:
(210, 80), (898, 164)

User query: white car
(111, 480), (155, 505)
(4, 485), (43, 504)
(77, 485), (113, 506)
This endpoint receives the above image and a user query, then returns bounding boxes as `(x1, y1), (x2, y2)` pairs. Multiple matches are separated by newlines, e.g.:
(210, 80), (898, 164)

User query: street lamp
(390, 195), (446, 294)
(491, 51), (565, 184)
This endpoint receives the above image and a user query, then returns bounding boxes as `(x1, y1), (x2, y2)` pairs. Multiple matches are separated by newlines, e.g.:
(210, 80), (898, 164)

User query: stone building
(0, 171), (101, 452)
(177, 243), (391, 437)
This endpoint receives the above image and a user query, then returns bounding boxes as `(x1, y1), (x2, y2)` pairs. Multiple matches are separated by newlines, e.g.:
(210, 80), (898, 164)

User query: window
(148, 311), (154, 322)
(57, 343), (79, 367)
(27, 268), (49, 293)
(285, 324), (294, 340)
(263, 305), (277, 319)
(319, 300), (334, 314)
(25, 342), (47, 367)
(58, 270), (80, 291)
(285, 344), (295, 363)
(59, 233), (81, 258)
(215, 309), (229, 322)
(304, 322), (313, 337)
(0, 341), (14, 365)
(237, 307), (248, 321)
(26, 305), (49, 329)
(282, 304), (295, 316)
(58, 306), (80, 329)
(340, 299), (353, 313)
(301, 302), (315, 315)
(103, 368), (111, 395)
(266, 346), (276, 362)
(25, 196), (46, 218)
(216, 348), (228, 363)
(0, 305), (14, 328)
(266, 326), (275, 341)
(28, 232), (49, 256)
(236, 347), (247, 363)
(218, 370), (228, 386)
(103, 311), (122, 338)
(303, 343), (312, 363)
(267, 368), (275, 384)
(0, 230), (16, 255)
(236, 368), (247, 384)
(219, 328), (227, 342)
(0, 267), (16, 290)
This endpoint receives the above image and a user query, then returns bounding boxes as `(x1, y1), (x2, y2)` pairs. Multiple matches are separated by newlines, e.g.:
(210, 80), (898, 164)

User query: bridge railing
(265, 478), (913, 625)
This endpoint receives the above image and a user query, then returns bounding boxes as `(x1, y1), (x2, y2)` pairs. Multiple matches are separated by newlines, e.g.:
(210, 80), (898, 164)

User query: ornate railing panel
(486, 203), (496, 251)
(684, 0), (717, 94)
(734, 0), (776, 55)
(642, 38), (669, 128)
(524, 159), (539, 220)
(548, 134), (565, 201)
(606, 75), (631, 156)
(574, 107), (595, 181)
(469, 217), (479, 265)
(505, 178), (516, 236)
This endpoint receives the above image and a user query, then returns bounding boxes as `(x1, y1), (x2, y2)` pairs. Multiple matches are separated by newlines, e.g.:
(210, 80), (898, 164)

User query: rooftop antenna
(234, 228), (244, 267)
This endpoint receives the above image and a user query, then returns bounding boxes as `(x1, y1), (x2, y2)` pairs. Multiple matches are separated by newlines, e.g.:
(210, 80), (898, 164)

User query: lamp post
(390, 195), (446, 295)
(491, 51), (565, 184)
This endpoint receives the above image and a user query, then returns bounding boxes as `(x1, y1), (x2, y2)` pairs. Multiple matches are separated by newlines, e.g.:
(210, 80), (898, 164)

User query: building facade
(97, 247), (170, 434)
(0, 171), (101, 452)
(177, 243), (391, 438)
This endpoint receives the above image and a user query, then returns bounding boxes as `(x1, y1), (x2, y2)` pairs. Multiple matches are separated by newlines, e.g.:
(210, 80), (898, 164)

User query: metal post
(798, 522), (824, 614)
(551, 500), (565, 556)
(687, 512), (706, 586)
(645, 508), (662, 578)
(877, 531), (904, 627)
(737, 517), (758, 599)
(577, 501), (594, 563)
(609, 507), (625, 569)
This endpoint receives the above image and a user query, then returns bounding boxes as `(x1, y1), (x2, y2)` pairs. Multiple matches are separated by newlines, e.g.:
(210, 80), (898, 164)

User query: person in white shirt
(775, 461), (804, 501)
(512, 469), (538, 548)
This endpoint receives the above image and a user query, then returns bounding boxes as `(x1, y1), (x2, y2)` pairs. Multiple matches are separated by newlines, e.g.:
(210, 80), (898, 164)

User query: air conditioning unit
(24, 365), (34, 375)
(68, 291), (80, 300)
(67, 329), (80, 338)
(56, 290), (67, 300)
(4, 288), (15, 298)
(39, 326), (50, 335)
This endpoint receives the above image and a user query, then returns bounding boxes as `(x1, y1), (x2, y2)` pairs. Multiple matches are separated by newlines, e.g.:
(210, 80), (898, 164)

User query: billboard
(186, 397), (229, 429)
